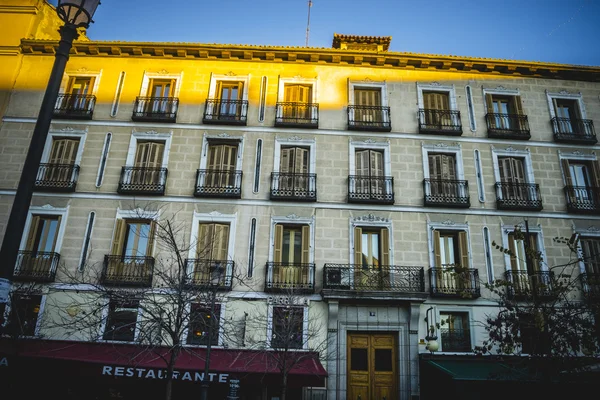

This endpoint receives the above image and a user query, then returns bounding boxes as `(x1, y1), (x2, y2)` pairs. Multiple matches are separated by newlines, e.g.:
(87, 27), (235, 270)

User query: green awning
(426, 359), (532, 381)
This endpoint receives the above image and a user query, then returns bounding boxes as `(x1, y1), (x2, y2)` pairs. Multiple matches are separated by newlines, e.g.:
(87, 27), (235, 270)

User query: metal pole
(0, 24), (79, 304)
(200, 283), (218, 400)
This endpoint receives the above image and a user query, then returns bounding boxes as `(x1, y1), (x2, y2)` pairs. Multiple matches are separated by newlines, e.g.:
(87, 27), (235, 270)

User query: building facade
(1, 1), (600, 399)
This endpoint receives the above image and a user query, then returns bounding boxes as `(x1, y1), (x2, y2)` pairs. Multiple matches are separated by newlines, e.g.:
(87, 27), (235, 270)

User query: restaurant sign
(102, 365), (229, 383)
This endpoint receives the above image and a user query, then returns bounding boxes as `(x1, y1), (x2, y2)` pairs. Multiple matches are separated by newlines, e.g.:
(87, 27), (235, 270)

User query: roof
(332, 33), (392, 51)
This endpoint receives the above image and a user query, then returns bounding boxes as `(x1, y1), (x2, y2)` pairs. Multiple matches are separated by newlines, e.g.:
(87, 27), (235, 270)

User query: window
(355, 149), (384, 193)
(214, 81), (244, 119)
(507, 231), (540, 274)
(502, 226), (548, 296)
(562, 159), (600, 202)
(492, 148), (540, 209)
(190, 223), (230, 285)
(111, 219), (156, 258)
(439, 312), (471, 352)
(25, 215), (61, 255)
(354, 227), (389, 268)
(134, 73), (181, 121)
(483, 88), (528, 137)
(16, 213), (63, 280)
(206, 143), (238, 187)
(272, 140), (317, 200)
(431, 230), (472, 294)
(417, 83), (460, 133)
(8, 294), (42, 337)
(276, 77), (318, 127)
(424, 152), (469, 205)
(271, 306), (304, 349)
(349, 139), (393, 203)
(519, 313), (550, 355)
(187, 303), (221, 346)
(37, 137), (80, 188)
(103, 299), (139, 342)
(429, 153), (457, 187)
(546, 91), (593, 138)
(122, 131), (171, 193)
(581, 237), (600, 276)
(272, 224), (311, 287)
(348, 84), (390, 130)
(280, 146), (309, 187)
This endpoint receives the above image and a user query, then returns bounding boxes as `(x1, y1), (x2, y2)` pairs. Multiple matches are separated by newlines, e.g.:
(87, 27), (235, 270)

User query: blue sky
(51, 0), (600, 66)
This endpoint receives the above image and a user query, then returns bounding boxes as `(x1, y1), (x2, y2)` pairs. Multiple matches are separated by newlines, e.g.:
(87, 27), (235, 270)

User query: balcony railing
(101, 255), (154, 287)
(265, 262), (315, 293)
(348, 175), (394, 204)
(194, 169), (242, 198)
(34, 163), (79, 192)
(118, 167), (168, 195)
(495, 182), (543, 211)
(270, 172), (317, 201)
(485, 113), (531, 140)
(12, 251), (59, 282)
(275, 102), (319, 128)
(184, 259), (234, 290)
(429, 266), (481, 298)
(203, 99), (248, 125)
(505, 270), (554, 299)
(53, 94), (96, 119)
(347, 105), (391, 131)
(564, 186), (600, 214)
(580, 272), (600, 300)
(551, 117), (597, 144)
(423, 179), (470, 208)
(440, 328), (472, 352)
(322, 264), (425, 293)
(418, 109), (462, 135)
(132, 97), (178, 122)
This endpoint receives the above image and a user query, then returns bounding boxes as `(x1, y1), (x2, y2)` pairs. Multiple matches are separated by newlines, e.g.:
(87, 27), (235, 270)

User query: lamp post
(424, 307), (439, 353)
(200, 263), (224, 400)
(0, 1), (100, 305)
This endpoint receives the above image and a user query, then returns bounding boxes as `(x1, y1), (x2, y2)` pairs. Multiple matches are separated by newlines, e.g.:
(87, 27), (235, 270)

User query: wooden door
(348, 333), (397, 400)
(428, 153), (456, 196)
(207, 144), (237, 188)
(355, 150), (384, 195)
(66, 76), (94, 110)
(46, 138), (79, 181)
(355, 88), (382, 123)
(499, 157), (526, 200)
(217, 81), (243, 116)
(134, 141), (165, 185)
(423, 91), (450, 127)
(283, 84), (312, 120)
(280, 147), (309, 191)
(148, 79), (175, 113)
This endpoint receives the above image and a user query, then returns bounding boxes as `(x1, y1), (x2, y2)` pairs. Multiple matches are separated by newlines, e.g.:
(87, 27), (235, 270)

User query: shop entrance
(347, 332), (397, 400)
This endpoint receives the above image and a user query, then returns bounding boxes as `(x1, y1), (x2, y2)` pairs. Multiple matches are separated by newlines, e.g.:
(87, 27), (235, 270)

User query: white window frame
(268, 215), (315, 285)
(19, 205), (70, 256)
(348, 80), (389, 123)
(557, 150), (597, 186)
(277, 76), (319, 121)
(41, 128), (87, 166)
(59, 69), (103, 95)
(183, 300), (226, 347)
(491, 146), (536, 185)
(125, 130), (172, 187)
(273, 136), (317, 173)
(545, 90), (588, 119)
(208, 73), (250, 100)
(426, 221), (472, 269)
(267, 300), (309, 350)
(99, 297), (143, 343)
(436, 308), (474, 354)
(113, 208), (160, 258)
(417, 82), (458, 110)
(500, 223), (547, 272)
(349, 214), (394, 265)
(482, 87), (521, 113)
(197, 133), (244, 187)
(139, 71), (183, 97)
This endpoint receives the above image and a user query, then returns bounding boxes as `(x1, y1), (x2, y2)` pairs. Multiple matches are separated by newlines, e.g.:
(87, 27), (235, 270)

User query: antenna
(305, 0), (312, 47)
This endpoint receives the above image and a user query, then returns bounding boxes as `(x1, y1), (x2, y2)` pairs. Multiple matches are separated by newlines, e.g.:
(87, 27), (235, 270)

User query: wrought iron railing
(323, 264), (425, 292)
(423, 179), (470, 207)
(504, 270), (554, 299)
(118, 167), (168, 195)
(132, 96), (179, 122)
(564, 186), (600, 214)
(440, 328), (472, 352)
(275, 102), (319, 128)
(551, 117), (597, 144)
(347, 105), (391, 131)
(270, 172), (317, 201)
(184, 259), (234, 290)
(429, 266), (481, 298)
(12, 251), (59, 282)
(580, 272), (600, 300)
(265, 262), (315, 293)
(101, 255), (155, 287)
(53, 94), (96, 119)
(485, 113), (531, 139)
(418, 109), (462, 135)
(194, 169), (242, 198)
(495, 182), (543, 211)
(347, 175), (394, 204)
(203, 99), (248, 125)
(34, 163), (80, 192)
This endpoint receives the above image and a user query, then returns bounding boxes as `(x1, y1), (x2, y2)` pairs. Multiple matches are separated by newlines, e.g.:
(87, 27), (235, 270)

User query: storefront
(0, 339), (327, 400)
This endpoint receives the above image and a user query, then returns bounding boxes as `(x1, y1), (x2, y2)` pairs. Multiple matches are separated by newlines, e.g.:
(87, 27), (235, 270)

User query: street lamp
(0, 1), (100, 305)
(424, 307), (439, 353)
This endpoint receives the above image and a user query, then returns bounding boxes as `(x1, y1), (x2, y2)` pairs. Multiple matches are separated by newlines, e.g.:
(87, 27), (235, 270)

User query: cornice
(0, 6), (39, 14)
(19, 39), (600, 82)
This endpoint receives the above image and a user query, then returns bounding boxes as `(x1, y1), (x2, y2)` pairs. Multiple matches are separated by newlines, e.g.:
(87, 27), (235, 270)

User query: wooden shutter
(512, 158), (525, 184)
(214, 224), (230, 261)
(49, 138), (79, 165)
(295, 147), (309, 174)
(25, 216), (41, 251)
(371, 151), (383, 177)
(499, 157), (512, 182)
(528, 234), (539, 272)
(443, 154), (456, 180)
(356, 89), (381, 106)
(593, 160), (600, 188)
(429, 154), (442, 180)
(274, 224), (284, 263)
(207, 145), (222, 170)
(458, 231), (469, 269)
(280, 148), (292, 173)
(485, 94), (494, 113)
(197, 223), (214, 259)
(508, 233), (518, 270)
(298, 85), (311, 104)
(433, 230), (442, 268)
(424, 92), (449, 111)
(146, 221), (157, 257)
(111, 219), (126, 256)
(284, 85), (296, 102)
(561, 159), (572, 186)
(380, 228), (390, 266)
(301, 225), (310, 264)
(355, 150), (370, 176)
(354, 227), (363, 266)
(512, 96), (524, 115)
(222, 145), (237, 171)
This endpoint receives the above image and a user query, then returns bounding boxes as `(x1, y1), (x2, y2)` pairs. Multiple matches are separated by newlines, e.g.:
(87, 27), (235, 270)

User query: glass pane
(293, 231), (302, 264)
(374, 349), (392, 371)
(282, 229), (291, 264)
(350, 348), (368, 371)
(361, 233), (369, 266)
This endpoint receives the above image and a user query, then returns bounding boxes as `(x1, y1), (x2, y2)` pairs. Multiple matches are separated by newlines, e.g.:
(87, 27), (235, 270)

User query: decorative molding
(217, 132), (231, 138)
(208, 211), (224, 216)
(40, 204), (55, 210)
(353, 214), (389, 223)
(157, 69), (169, 74)
(288, 135), (303, 141)
(434, 143), (449, 148)
(586, 226), (600, 233)
(224, 71), (237, 76)
(441, 219), (456, 226)
(430, 81), (441, 86)
(495, 85), (507, 91)
(286, 214), (300, 220)
(76, 67), (88, 73)
(60, 127), (74, 132)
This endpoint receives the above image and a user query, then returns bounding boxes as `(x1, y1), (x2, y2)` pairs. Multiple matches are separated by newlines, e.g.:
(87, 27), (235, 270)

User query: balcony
(564, 186), (600, 214)
(429, 267), (481, 298)
(270, 172), (317, 201)
(265, 262), (315, 294)
(132, 97), (178, 122)
(194, 169), (242, 198)
(551, 117), (597, 144)
(118, 167), (168, 195)
(34, 163), (80, 192)
(53, 94), (96, 119)
(440, 328), (472, 352)
(418, 109), (462, 135)
(203, 99), (248, 125)
(101, 255), (154, 287)
(485, 113), (531, 140)
(495, 182), (543, 211)
(347, 105), (391, 132)
(321, 264), (427, 301)
(423, 179), (470, 208)
(580, 272), (600, 300)
(348, 175), (394, 204)
(275, 102), (319, 128)
(504, 270), (554, 300)
(12, 251), (59, 282)
(184, 259), (234, 290)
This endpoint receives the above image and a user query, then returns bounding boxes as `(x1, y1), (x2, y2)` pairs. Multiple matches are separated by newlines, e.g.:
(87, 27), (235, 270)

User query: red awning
(0, 339), (327, 379)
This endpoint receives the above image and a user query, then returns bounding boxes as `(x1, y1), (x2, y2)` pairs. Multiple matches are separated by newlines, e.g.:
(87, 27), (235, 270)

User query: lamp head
(56, 0), (101, 28)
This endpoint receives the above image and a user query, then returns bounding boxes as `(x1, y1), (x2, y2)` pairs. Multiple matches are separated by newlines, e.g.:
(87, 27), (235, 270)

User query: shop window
(103, 299), (139, 342)
(9, 294), (42, 337)
(439, 311), (471, 352)
(271, 306), (304, 349)
(187, 303), (221, 346)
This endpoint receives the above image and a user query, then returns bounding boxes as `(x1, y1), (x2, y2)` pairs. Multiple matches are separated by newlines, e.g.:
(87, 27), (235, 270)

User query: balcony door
(66, 76), (94, 110)
(194, 222), (230, 283)
(354, 88), (382, 123)
(22, 215), (61, 274)
(280, 146), (309, 192)
(486, 94), (523, 130)
(348, 333), (397, 400)
(207, 144), (237, 189)
(581, 237), (600, 276)
(428, 153), (457, 196)
(43, 138), (79, 182)
(508, 232), (539, 292)
(423, 91), (450, 127)
(109, 219), (156, 276)
(553, 98), (580, 134)
(133, 141), (165, 185)
(273, 224), (310, 286)
(355, 149), (384, 196)
(433, 230), (469, 292)
(147, 79), (175, 113)
(354, 227), (389, 289)
(216, 81), (243, 117)
(498, 157), (527, 200)
(283, 84), (312, 120)
(439, 312), (471, 352)
(562, 159), (600, 204)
